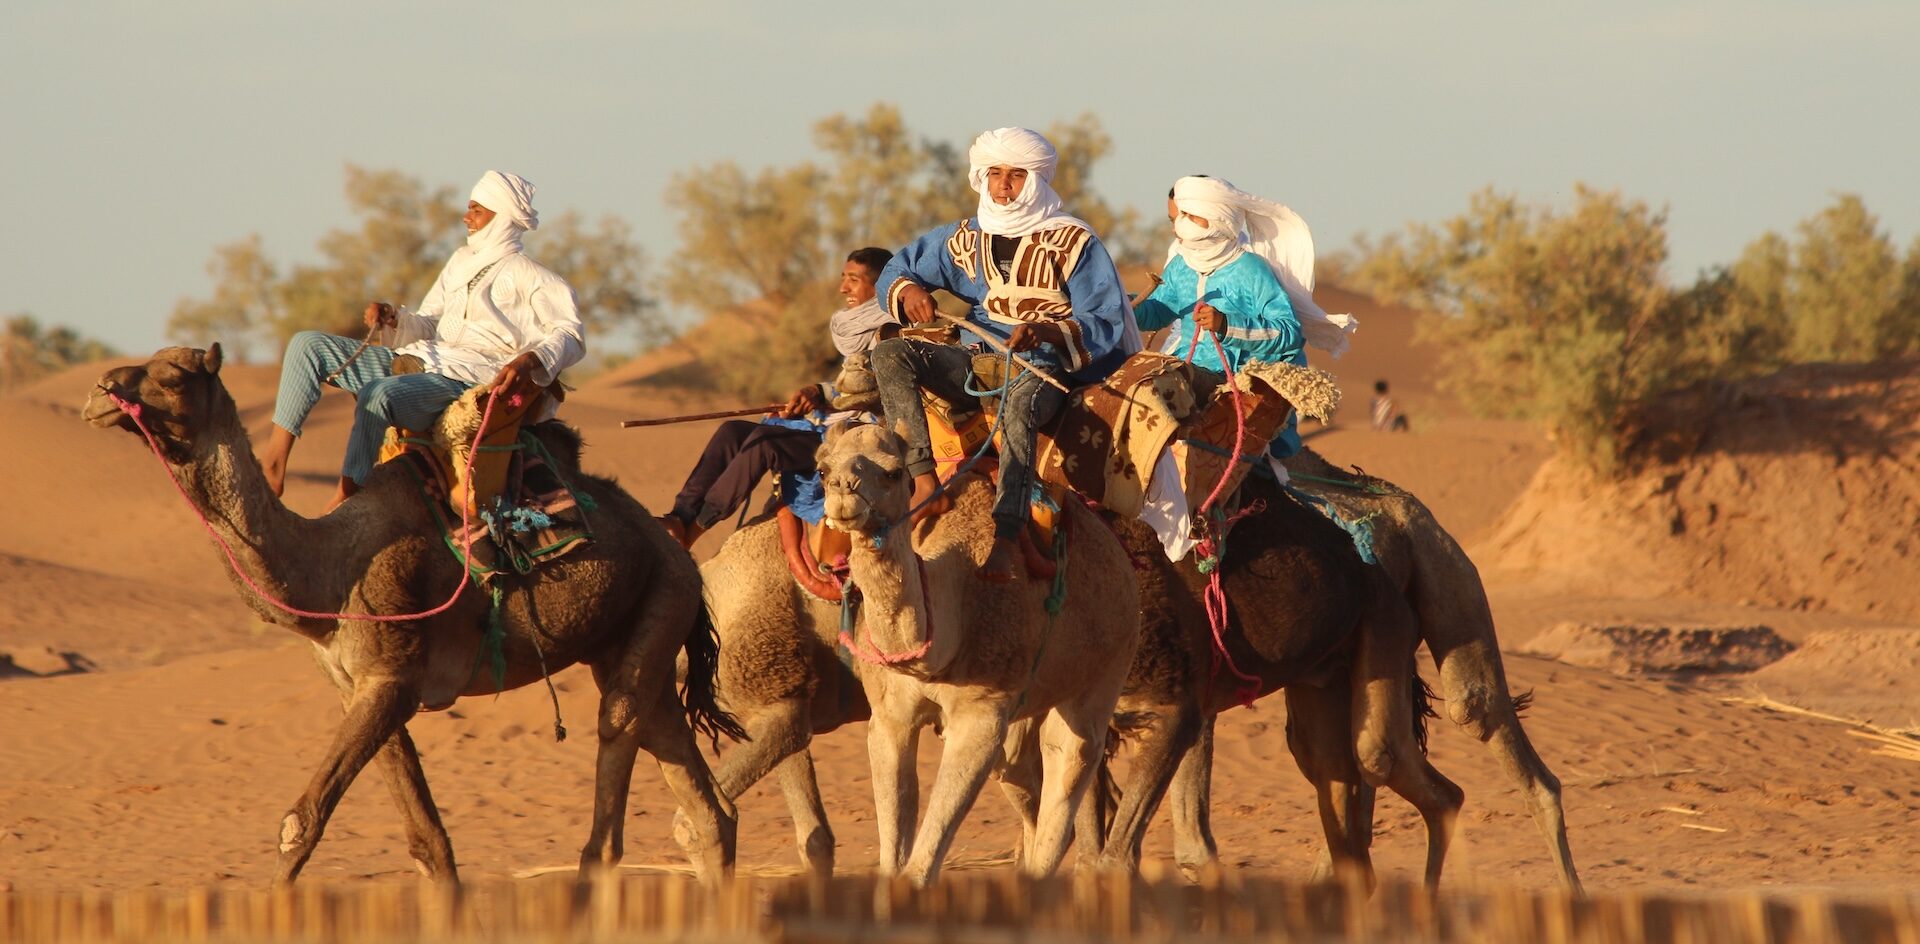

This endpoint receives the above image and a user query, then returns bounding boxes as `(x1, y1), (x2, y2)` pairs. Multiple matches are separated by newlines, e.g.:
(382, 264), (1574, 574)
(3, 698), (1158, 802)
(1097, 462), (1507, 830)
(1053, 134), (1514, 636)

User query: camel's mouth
(82, 389), (134, 431)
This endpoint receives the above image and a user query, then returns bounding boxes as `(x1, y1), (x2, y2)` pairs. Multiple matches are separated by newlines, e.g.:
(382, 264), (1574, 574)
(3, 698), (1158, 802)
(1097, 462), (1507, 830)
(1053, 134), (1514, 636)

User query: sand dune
(7, 309), (1920, 897)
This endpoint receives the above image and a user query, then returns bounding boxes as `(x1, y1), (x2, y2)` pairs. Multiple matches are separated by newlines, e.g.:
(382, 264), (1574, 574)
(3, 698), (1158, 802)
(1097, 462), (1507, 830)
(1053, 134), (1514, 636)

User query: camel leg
(994, 718), (1043, 868)
(899, 708), (1009, 887)
(772, 750), (836, 877)
(274, 680), (415, 886)
(866, 707), (922, 875)
(1023, 692), (1113, 878)
(1435, 639), (1583, 893)
(1351, 598), (1464, 888)
(1285, 682), (1375, 888)
(582, 667), (737, 882)
(320, 671), (456, 883)
(1483, 708), (1581, 893)
(1097, 704), (1201, 872)
(635, 683), (736, 880)
(371, 726), (458, 883)
(1168, 713), (1221, 881)
(673, 698), (812, 872)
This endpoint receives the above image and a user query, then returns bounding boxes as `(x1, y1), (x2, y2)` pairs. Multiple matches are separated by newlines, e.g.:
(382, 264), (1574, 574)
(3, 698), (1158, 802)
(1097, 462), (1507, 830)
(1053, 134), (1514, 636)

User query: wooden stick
(620, 405), (785, 428)
(929, 311), (1074, 393)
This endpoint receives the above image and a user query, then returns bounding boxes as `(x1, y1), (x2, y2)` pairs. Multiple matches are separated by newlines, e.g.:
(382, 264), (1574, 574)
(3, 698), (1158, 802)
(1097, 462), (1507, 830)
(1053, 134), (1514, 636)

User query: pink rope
(837, 550), (936, 666)
(108, 387), (510, 624)
(1185, 322), (1261, 704)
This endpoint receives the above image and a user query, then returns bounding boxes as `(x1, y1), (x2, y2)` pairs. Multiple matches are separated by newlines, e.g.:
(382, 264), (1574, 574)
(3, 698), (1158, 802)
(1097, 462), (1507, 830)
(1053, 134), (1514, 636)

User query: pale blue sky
(5, 1), (1915, 355)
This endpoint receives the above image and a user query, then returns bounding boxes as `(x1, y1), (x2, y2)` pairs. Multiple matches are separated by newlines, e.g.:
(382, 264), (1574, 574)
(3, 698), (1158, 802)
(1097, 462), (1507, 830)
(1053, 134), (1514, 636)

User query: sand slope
(7, 318), (1920, 896)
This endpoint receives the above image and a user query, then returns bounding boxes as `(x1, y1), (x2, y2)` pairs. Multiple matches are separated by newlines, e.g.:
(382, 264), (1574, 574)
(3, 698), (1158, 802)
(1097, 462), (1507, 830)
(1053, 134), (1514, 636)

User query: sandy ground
(3, 339), (1917, 898)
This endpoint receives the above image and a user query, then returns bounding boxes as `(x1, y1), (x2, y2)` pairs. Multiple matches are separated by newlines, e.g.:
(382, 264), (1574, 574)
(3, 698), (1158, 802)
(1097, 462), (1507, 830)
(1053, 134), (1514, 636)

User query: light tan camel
(84, 345), (743, 885)
(814, 422), (1140, 887)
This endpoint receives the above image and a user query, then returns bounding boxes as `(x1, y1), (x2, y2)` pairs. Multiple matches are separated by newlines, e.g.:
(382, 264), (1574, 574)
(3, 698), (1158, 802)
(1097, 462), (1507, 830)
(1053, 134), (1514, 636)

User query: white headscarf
(1168, 175), (1358, 358)
(967, 128), (1088, 238)
(830, 298), (894, 357)
(447, 170), (538, 287)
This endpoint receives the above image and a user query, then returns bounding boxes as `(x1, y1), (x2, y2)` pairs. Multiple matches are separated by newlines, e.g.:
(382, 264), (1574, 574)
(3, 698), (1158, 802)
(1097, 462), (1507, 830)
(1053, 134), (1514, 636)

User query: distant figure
(1371, 379), (1410, 432)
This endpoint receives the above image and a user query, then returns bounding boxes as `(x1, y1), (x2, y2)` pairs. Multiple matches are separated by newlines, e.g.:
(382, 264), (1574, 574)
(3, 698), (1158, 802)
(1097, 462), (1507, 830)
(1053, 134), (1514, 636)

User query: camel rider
(873, 127), (1137, 583)
(660, 247), (897, 550)
(259, 170), (585, 513)
(1133, 174), (1356, 464)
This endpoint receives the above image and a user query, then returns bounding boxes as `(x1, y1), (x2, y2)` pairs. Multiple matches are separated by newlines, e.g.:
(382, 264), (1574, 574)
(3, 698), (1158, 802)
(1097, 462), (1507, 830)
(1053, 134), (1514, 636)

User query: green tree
(662, 104), (1152, 398)
(1786, 194), (1908, 360)
(170, 165), (658, 359)
(0, 315), (117, 393)
(1350, 186), (1678, 470)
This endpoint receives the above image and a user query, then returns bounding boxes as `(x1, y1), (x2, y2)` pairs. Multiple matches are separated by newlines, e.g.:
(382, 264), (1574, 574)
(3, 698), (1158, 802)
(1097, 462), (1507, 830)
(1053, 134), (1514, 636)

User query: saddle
(377, 384), (594, 578)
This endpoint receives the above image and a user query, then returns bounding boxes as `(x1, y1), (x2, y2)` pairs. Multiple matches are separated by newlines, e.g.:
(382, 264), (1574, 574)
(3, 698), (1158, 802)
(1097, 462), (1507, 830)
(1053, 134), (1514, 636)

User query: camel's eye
(148, 364), (184, 388)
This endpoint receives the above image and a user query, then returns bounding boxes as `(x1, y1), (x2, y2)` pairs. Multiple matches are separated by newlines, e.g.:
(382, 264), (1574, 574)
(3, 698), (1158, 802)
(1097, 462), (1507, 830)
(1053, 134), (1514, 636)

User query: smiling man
(871, 127), (1134, 582)
(258, 170), (584, 512)
(659, 247), (896, 549)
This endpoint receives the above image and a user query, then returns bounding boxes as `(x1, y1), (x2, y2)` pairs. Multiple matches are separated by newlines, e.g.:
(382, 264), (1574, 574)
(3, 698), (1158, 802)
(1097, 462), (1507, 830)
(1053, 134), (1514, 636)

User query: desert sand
(4, 292), (1917, 900)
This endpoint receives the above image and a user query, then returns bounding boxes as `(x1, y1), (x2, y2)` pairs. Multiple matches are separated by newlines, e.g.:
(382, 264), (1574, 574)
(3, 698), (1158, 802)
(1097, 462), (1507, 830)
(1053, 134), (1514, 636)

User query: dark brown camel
(84, 345), (744, 885)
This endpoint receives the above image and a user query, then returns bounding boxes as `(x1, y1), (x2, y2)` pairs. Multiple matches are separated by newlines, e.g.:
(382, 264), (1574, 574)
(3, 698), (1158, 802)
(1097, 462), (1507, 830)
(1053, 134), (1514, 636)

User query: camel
(690, 446), (1576, 887)
(83, 345), (743, 885)
(1146, 448), (1583, 891)
(814, 422), (1140, 887)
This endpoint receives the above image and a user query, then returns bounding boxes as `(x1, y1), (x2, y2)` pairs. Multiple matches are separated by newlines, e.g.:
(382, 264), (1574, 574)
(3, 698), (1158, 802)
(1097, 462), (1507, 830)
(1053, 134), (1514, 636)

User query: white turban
(445, 170), (536, 288)
(967, 128), (1086, 238)
(470, 170), (539, 231)
(1168, 175), (1358, 358)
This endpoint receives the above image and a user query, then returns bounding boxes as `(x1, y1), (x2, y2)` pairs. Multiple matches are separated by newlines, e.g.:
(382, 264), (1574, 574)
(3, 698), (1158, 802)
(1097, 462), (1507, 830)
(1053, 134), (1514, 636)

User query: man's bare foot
(907, 473), (951, 524)
(979, 537), (1019, 583)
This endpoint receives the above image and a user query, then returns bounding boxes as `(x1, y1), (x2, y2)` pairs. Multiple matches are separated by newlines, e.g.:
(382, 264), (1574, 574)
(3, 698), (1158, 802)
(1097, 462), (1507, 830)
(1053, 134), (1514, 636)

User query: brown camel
(1157, 447), (1582, 891)
(815, 422), (1140, 887)
(84, 345), (743, 885)
(1071, 470), (1465, 888)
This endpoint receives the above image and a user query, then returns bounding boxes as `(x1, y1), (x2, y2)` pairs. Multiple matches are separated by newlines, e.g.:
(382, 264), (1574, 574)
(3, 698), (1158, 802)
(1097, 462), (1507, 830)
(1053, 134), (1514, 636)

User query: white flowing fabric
(1168, 176), (1358, 358)
(830, 298), (895, 357)
(967, 128), (1088, 238)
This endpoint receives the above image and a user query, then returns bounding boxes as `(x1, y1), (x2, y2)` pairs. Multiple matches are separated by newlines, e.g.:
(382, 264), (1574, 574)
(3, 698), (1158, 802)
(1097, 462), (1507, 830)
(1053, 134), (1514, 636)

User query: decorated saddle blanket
(378, 386), (594, 580)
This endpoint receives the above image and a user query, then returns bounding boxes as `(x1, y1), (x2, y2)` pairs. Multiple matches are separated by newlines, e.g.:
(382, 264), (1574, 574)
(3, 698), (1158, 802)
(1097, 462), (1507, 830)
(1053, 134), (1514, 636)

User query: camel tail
(680, 604), (748, 751)
(1411, 673), (1441, 754)
(1511, 688), (1535, 719)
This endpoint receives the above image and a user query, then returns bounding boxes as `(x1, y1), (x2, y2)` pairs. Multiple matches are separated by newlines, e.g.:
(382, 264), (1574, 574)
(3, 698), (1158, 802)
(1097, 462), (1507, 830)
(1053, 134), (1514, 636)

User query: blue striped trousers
(272, 331), (471, 485)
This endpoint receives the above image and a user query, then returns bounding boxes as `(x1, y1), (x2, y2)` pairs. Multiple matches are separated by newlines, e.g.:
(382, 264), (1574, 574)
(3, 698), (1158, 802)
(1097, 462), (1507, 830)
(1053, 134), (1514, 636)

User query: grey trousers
(872, 337), (1065, 540)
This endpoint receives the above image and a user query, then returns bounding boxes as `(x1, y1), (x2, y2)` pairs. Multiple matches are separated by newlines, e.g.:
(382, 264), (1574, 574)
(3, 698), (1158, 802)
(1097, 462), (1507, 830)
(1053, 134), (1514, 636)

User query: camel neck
(173, 409), (341, 635)
(846, 534), (949, 674)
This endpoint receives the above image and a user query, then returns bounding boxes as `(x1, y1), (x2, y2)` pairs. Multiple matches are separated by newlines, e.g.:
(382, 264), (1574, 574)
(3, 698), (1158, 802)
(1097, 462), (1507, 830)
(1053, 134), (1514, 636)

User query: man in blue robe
(872, 127), (1134, 582)
(1133, 175), (1357, 462)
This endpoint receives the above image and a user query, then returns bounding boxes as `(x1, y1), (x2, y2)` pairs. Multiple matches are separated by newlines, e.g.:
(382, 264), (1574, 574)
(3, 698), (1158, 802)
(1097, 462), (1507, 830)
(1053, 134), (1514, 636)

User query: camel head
(84, 344), (232, 464)
(817, 420), (912, 536)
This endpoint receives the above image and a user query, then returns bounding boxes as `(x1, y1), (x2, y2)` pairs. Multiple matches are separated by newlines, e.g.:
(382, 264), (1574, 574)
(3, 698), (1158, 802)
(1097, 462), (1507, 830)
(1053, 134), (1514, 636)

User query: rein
(104, 385), (508, 624)
(1184, 311), (1262, 704)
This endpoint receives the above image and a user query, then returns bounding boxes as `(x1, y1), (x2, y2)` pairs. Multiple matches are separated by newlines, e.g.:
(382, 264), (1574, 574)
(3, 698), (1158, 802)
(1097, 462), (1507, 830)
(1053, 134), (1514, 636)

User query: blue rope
(874, 343), (1017, 550)
(1284, 484), (1380, 565)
